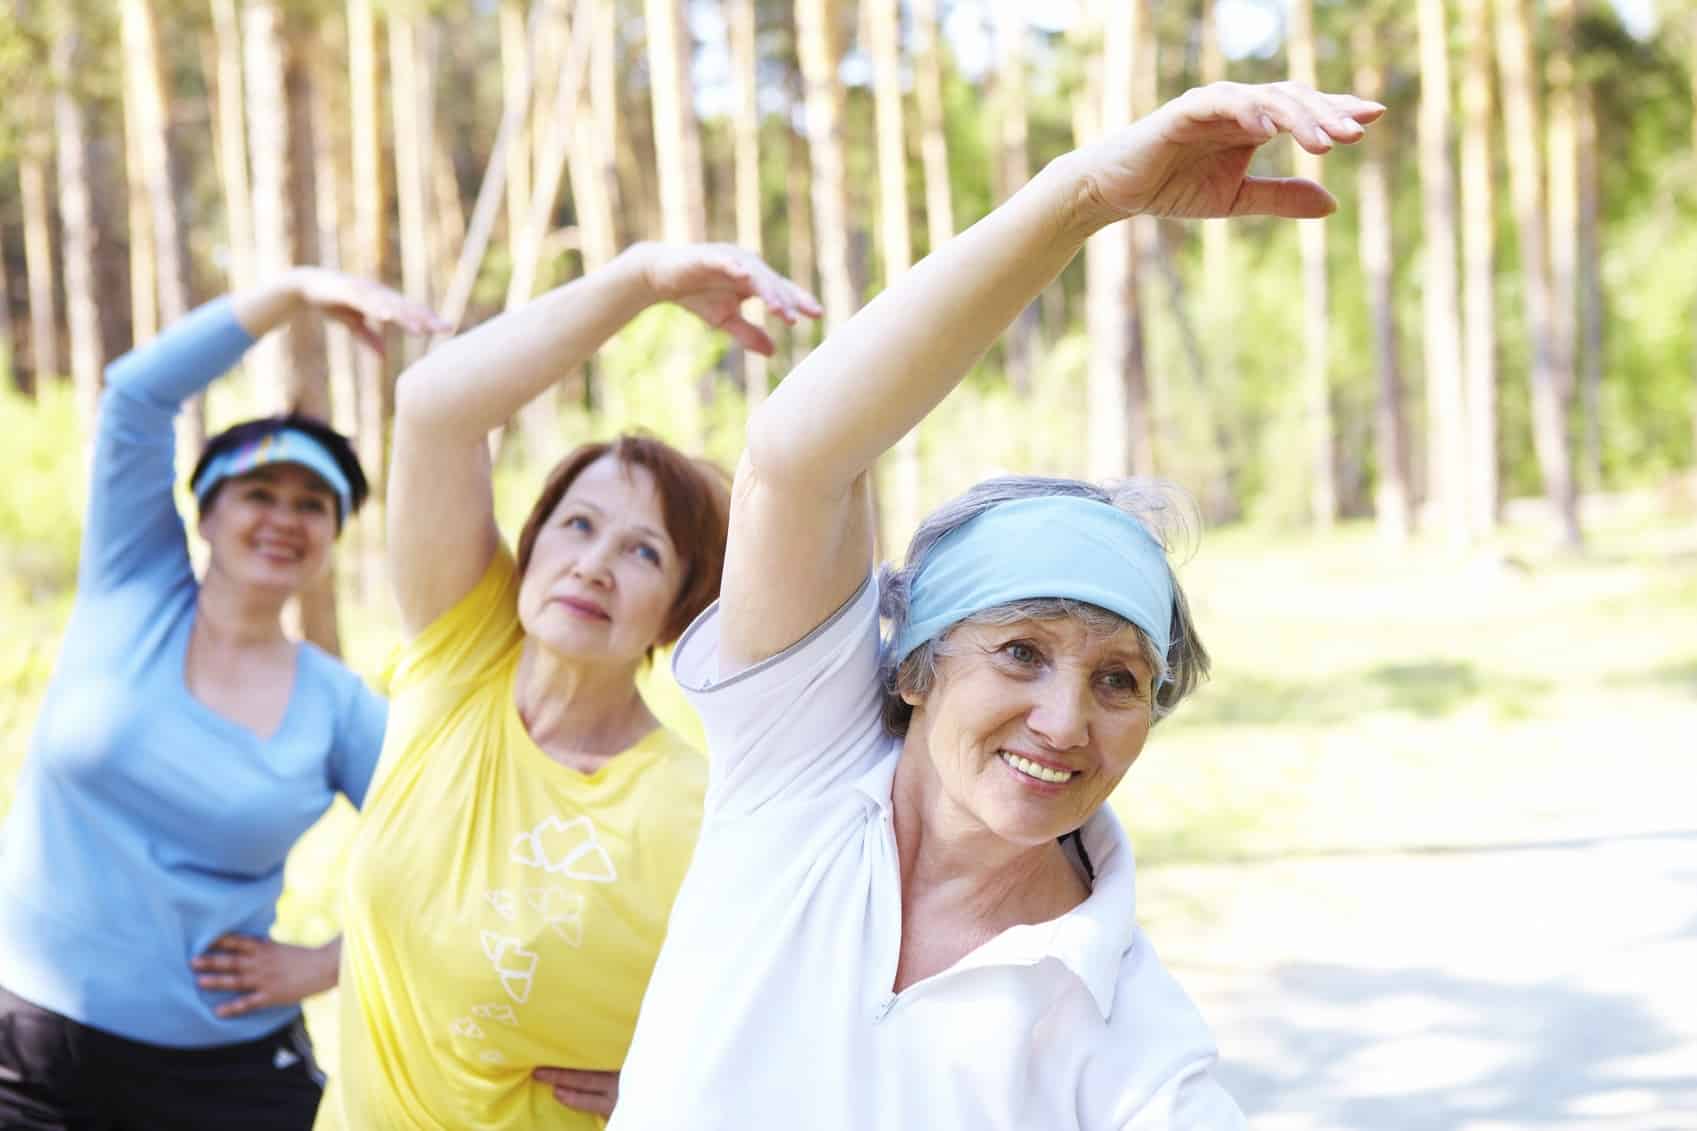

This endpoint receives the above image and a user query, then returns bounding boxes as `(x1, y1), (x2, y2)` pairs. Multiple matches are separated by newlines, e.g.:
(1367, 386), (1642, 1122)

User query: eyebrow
(562, 499), (673, 548)
(1022, 621), (1151, 668)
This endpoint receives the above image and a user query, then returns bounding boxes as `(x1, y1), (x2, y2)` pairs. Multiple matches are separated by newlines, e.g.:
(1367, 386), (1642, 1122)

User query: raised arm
(82, 270), (437, 597)
(388, 242), (817, 637)
(720, 82), (1384, 668)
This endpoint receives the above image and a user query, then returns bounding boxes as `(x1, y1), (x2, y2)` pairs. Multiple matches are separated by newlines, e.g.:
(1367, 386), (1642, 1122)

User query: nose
(1025, 672), (1091, 752)
(264, 497), (305, 530)
(570, 537), (617, 587)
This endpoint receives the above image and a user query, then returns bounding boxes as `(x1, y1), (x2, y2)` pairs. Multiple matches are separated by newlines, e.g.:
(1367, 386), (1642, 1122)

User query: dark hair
(189, 412), (370, 531)
(516, 433), (731, 652)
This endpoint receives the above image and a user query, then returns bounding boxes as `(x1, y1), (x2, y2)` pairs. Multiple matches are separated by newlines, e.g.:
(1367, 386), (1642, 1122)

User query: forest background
(0, 0), (1694, 1092)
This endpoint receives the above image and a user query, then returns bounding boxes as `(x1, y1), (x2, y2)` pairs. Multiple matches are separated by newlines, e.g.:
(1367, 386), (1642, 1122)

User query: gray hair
(877, 475), (1210, 736)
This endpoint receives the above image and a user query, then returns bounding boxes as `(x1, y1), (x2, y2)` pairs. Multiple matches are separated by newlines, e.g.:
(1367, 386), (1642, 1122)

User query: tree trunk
(389, 10), (432, 367)
(1418, 0), (1469, 547)
(124, 0), (203, 454)
(570, 0), (619, 275)
(730, 0), (767, 404)
(122, 83), (158, 347)
(1198, 0), (1232, 396)
(1289, 0), (1336, 526)
(585, 0), (624, 414)
(1194, 0), (1239, 518)
(795, 0), (856, 334)
(646, 0), (707, 243)
(53, 32), (105, 443)
(430, 128), (467, 299)
(309, 16), (357, 442)
(505, 0), (593, 456)
(993, 4), (1038, 395)
(1128, 0), (1160, 475)
(246, 0), (340, 652)
(1354, 20), (1413, 546)
(1578, 84), (1602, 491)
(244, 0), (290, 398)
(286, 19), (336, 651)
(211, 0), (255, 293)
(1547, 0), (1592, 493)
(784, 103), (816, 367)
(1459, 0), (1498, 537)
(1496, 0), (1580, 546)
(1080, 5), (1141, 481)
(1545, 0), (1580, 455)
(868, 0), (919, 547)
(0, 227), (15, 393)
(442, 2), (541, 331)
(912, 0), (952, 256)
(589, 0), (624, 249)
(501, 0), (531, 253)
(348, 0), (388, 600)
(20, 143), (60, 386)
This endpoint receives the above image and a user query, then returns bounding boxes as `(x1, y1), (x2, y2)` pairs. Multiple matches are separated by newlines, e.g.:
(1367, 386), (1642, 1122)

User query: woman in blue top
(0, 268), (443, 1130)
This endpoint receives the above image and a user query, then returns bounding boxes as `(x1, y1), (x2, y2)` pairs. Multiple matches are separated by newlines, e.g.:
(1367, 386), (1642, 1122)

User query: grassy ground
(1114, 502), (1697, 875)
(4, 497), (1693, 1062)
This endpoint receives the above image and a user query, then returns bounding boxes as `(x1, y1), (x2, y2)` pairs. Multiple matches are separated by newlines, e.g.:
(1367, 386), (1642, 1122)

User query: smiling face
(198, 463), (339, 597)
(900, 613), (1156, 848)
(515, 455), (685, 668)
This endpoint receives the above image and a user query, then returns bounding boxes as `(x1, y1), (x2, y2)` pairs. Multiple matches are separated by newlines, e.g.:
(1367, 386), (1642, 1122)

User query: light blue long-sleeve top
(0, 298), (387, 1048)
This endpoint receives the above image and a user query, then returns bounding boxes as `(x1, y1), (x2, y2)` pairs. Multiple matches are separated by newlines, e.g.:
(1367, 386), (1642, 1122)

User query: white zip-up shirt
(610, 577), (1245, 1130)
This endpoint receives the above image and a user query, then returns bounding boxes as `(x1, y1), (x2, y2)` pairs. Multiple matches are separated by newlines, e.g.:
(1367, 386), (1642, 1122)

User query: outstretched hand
(288, 268), (450, 355)
(630, 243), (822, 356)
(191, 934), (339, 1019)
(1076, 81), (1385, 224)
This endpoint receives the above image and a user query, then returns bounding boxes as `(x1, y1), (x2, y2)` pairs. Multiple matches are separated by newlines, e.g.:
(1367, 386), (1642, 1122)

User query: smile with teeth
(998, 751), (1077, 785)
(253, 539), (304, 562)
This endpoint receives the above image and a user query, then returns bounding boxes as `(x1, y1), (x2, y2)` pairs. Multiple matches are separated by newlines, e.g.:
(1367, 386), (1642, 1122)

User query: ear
(899, 687), (923, 708)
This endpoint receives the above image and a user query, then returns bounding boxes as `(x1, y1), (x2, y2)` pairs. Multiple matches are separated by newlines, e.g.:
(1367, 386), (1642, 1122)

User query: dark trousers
(0, 984), (324, 1131)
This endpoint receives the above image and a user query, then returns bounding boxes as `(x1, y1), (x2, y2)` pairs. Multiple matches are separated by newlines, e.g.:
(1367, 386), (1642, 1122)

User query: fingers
(747, 263), (821, 325)
(330, 309), (389, 357)
(192, 934), (265, 993)
(707, 246), (821, 323)
(213, 991), (270, 1019)
(1232, 176), (1338, 220)
(1176, 82), (1385, 153)
(535, 1069), (617, 1117)
(721, 315), (777, 357)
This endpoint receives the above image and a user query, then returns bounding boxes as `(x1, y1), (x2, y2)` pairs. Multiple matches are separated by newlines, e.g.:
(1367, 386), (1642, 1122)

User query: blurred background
(1, 0), (1694, 1126)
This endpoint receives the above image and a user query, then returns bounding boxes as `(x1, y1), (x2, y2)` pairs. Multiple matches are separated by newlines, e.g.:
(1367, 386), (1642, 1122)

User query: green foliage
(0, 383), (84, 598)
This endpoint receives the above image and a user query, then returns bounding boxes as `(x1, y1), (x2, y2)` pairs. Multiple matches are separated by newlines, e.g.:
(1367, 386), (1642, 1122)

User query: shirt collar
(860, 751), (1137, 1020)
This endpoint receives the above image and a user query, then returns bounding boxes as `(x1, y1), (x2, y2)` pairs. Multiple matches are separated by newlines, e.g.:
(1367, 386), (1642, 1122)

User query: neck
(890, 742), (1084, 929)
(514, 638), (654, 767)
(195, 570), (290, 646)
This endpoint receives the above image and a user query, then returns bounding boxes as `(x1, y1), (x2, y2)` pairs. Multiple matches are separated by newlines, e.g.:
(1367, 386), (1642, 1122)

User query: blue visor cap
(192, 427), (354, 523)
(892, 495), (1174, 666)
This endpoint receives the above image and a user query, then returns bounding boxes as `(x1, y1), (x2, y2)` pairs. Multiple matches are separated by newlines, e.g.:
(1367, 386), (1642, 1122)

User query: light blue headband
(192, 427), (353, 523)
(892, 495), (1175, 665)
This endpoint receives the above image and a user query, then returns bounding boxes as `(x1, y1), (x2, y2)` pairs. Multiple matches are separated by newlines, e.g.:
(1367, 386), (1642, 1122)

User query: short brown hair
(515, 433), (732, 650)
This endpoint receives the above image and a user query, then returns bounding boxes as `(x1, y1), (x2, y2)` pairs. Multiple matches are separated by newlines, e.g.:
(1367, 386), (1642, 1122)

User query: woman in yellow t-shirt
(317, 243), (819, 1130)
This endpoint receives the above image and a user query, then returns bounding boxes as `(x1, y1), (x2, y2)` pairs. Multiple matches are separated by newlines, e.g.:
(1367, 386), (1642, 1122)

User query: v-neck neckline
(177, 605), (305, 744)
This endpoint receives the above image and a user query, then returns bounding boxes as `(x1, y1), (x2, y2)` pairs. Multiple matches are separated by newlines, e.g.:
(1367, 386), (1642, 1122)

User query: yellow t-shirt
(317, 551), (707, 1131)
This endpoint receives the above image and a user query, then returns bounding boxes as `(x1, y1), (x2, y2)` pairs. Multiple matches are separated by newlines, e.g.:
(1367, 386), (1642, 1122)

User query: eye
(563, 514), (593, 534)
(1098, 667), (1141, 698)
(245, 486), (276, 504)
(999, 640), (1041, 667)
(299, 496), (330, 515)
(633, 543), (663, 567)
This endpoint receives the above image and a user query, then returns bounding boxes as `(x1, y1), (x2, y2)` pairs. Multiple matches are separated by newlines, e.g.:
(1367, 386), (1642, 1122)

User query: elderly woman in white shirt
(606, 81), (1383, 1130)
